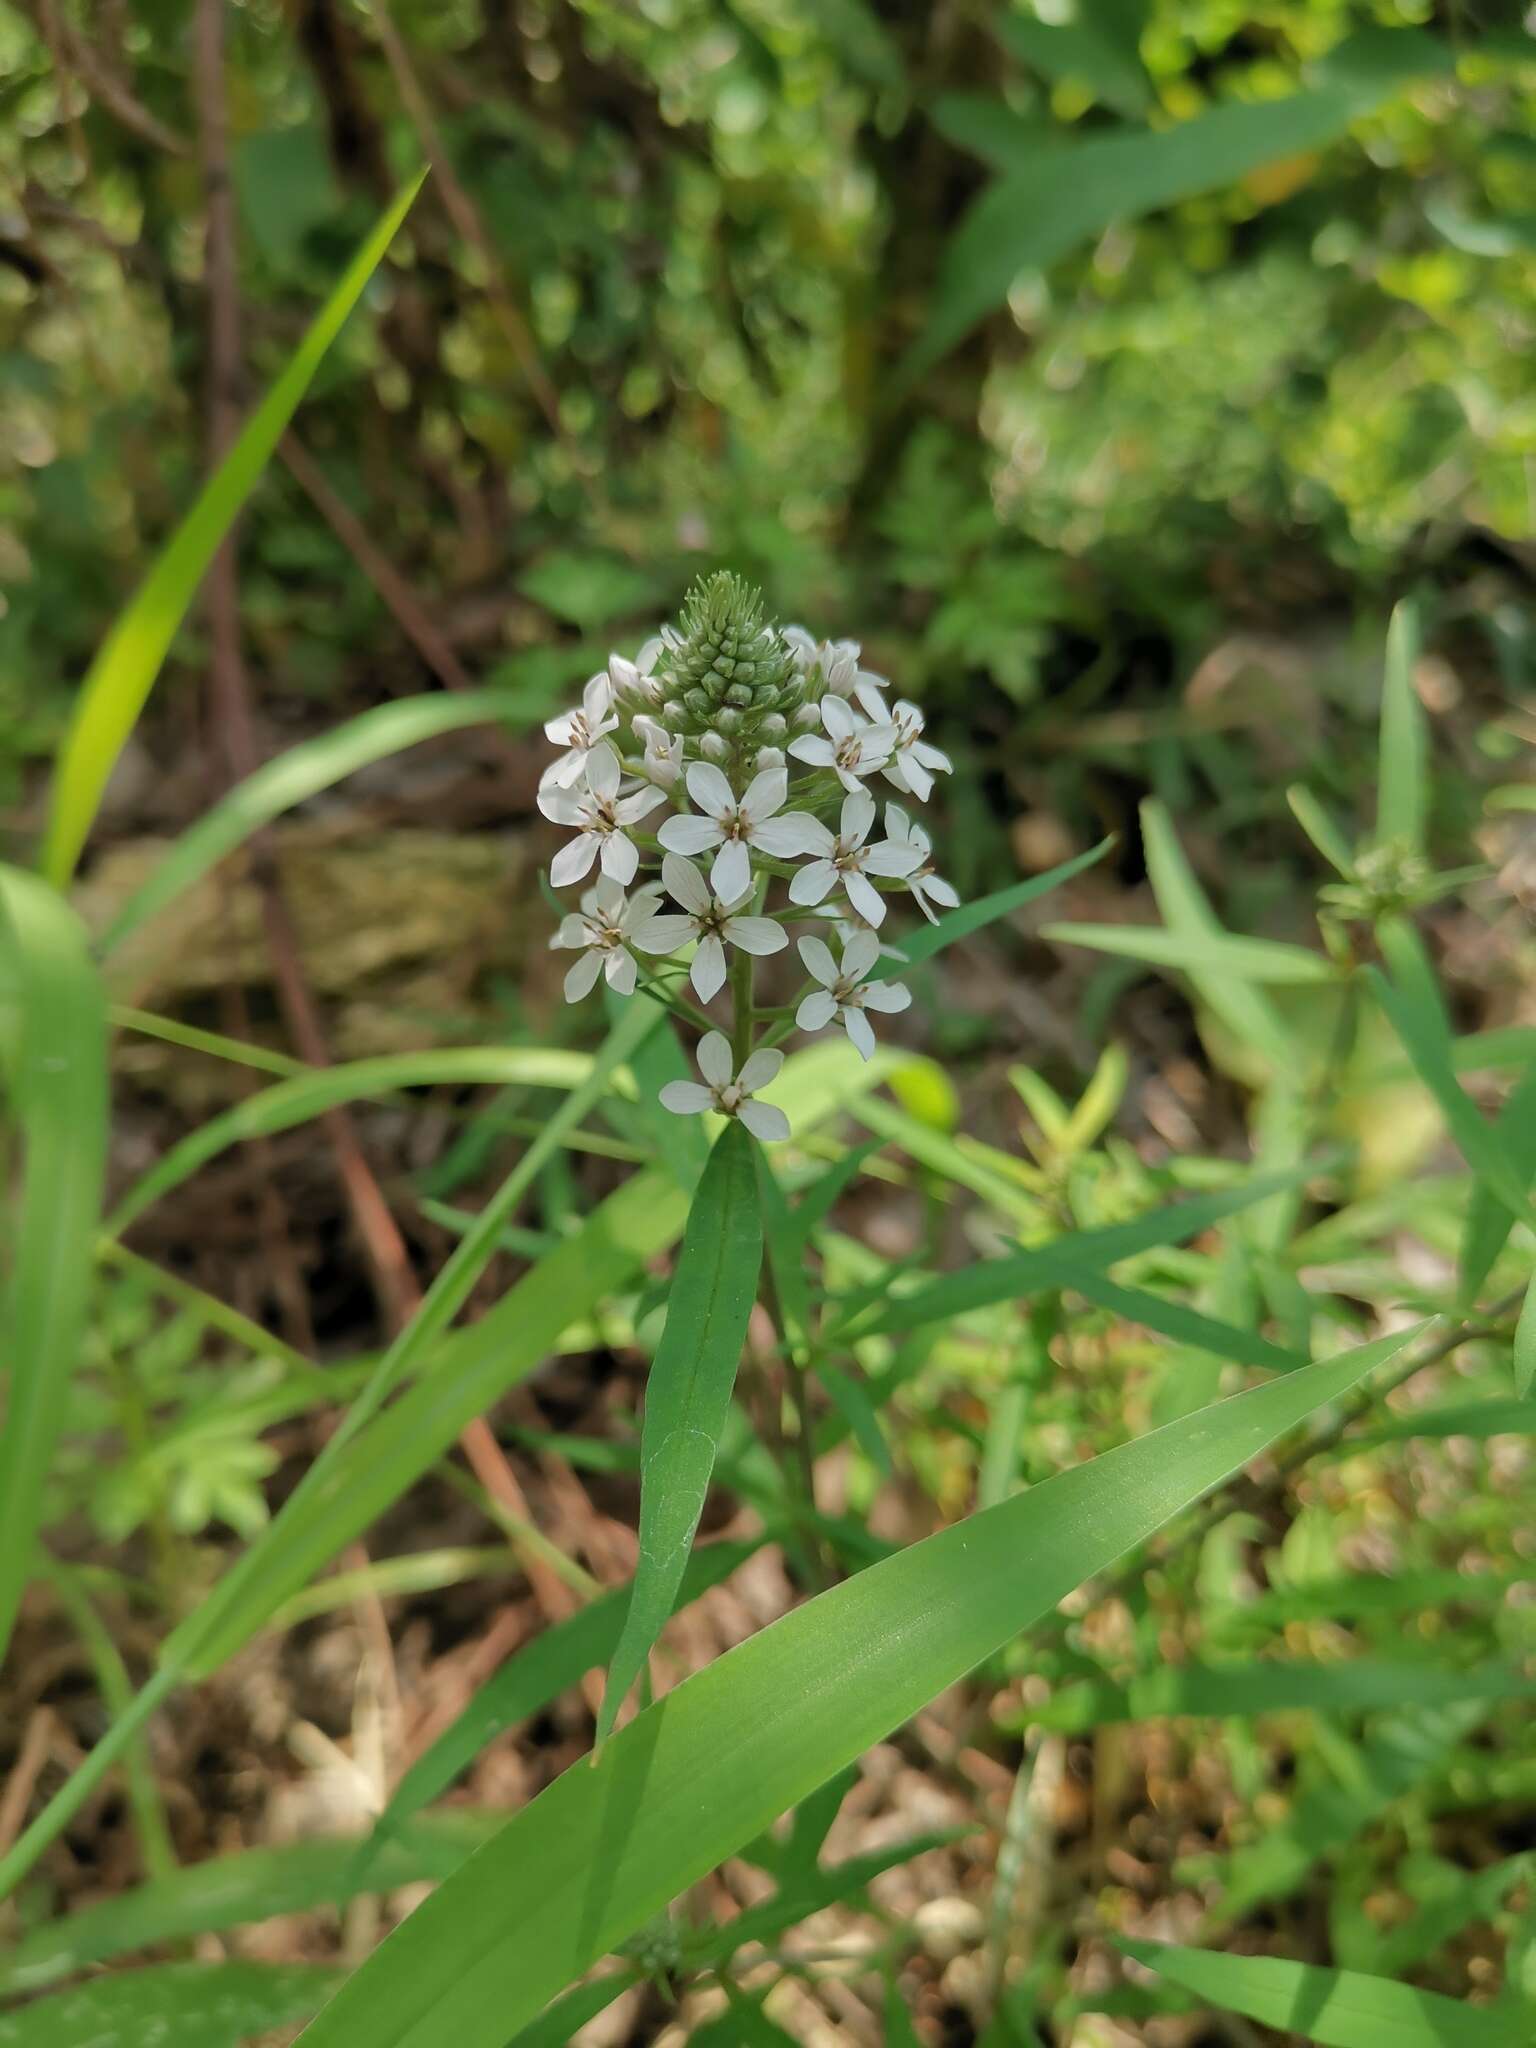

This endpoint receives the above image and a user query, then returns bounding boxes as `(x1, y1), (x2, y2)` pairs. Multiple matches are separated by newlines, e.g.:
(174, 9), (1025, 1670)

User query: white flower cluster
(540, 574), (958, 1140)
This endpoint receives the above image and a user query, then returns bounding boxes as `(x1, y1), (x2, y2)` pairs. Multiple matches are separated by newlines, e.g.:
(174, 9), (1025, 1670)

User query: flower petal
(657, 813), (723, 856)
(725, 914), (787, 957)
(616, 784), (666, 825)
(600, 832), (639, 885)
(737, 1046), (785, 1093)
(789, 859), (836, 906)
(659, 1081), (712, 1117)
(795, 989), (838, 1032)
(797, 934), (837, 986)
(550, 913), (587, 950)
(787, 734), (834, 769)
(710, 837), (751, 904)
(550, 834), (597, 887)
(696, 1031), (734, 1089)
(842, 929), (881, 981)
(892, 755), (932, 802)
(862, 837), (924, 877)
(635, 913), (696, 955)
(842, 1005), (878, 1061)
(604, 948), (638, 995)
(844, 869), (887, 926)
(586, 743), (621, 799)
(685, 760), (736, 822)
(820, 695), (858, 741)
(563, 949), (603, 1002)
(691, 935), (728, 1004)
(537, 783), (582, 823)
(863, 978), (911, 1013)
(839, 788), (876, 848)
(741, 762), (787, 823)
(593, 875), (627, 918)
(737, 1098), (791, 1144)
(750, 811), (829, 859)
(661, 852), (711, 915)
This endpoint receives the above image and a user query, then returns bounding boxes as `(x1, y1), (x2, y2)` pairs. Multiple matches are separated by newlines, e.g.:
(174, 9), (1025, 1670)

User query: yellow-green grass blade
(1042, 923), (1337, 985)
(98, 686), (531, 956)
(292, 1324), (1417, 2048)
(1120, 1938), (1518, 2046)
(0, 869), (108, 1668)
(1376, 598), (1426, 852)
(40, 171), (426, 889)
(596, 1120), (764, 1745)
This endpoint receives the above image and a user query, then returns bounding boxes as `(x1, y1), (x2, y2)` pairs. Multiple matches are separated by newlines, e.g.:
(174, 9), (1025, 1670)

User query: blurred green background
(1, 0), (1531, 863)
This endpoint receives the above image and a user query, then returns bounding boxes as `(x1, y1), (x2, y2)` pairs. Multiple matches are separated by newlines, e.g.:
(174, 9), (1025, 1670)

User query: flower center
(834, 736), (863, 770)
(717, 1082), (744, 1112)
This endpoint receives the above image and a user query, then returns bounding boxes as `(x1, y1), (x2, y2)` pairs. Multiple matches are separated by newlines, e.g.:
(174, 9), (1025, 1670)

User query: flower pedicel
(542, 573), (956, 1139)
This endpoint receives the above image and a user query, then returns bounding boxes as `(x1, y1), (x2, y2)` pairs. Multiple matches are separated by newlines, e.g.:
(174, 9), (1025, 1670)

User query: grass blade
(867, 838), (1113, 983)
(858, 1162), (1322, 1339)
(1069, 1272), (1307, 1374)
(596, 1120), (764, 1744)
(1, 1962), (340, 2047)
(1120, 1937), (1517, 2046)
(291, 1324), (1416, 2048)
(1457, 1059), (1536, 1307)
(1370, 921), (1534, 1228)
(1515, 1276), (1536, 1401)
(1287, 786), (1357, 878)
(0, 869), (108, 1668)
(98, 686), (532, 956)
(41, 172), (425, 888)
(1376, 599), (1426, 852)
(1043, 923), (1336, 985)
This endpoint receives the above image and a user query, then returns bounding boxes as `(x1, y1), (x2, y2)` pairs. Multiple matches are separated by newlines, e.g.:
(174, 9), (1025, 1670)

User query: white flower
(856, 683), (951, 801)
(656, 756), (820, 902)
(638, 854), (788, 1003)
(885, 803), (960, 924)
(787, 789), (923, 926)
(539, 742), (666, 888)
(795, 931), (911, 1061)
(788, 695), (898, 794)
(633, 715), (683, 790)
(782, 624), (818, 672)
(542, 672), (619, 789)
(659, 1031), (790, 1142)
(608, 636), (665, 711)
(549, 878), (662, 1002)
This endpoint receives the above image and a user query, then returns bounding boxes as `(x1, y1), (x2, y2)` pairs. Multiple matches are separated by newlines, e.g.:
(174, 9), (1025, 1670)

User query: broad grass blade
(0, 869), (107, 1667)
(99, 686), (530, 955)
(291, 1324), (1416, 2048)
(1069, 1272), (1307, 1374)
(1376, 599), (1426, 851)
(40, 172), (425, 888)
(1120, 1937), (1518, 2046)
(1021, 1659), (1536, 1734)
(1042, 923), (1335, 984)
(596, 1120), (764, 1744)
(1, 1962), (339, 2048)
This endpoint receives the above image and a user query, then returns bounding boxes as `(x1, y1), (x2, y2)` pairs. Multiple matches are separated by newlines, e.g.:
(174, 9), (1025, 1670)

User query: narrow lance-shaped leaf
(866, 838), (1112, 983)
(41, 171), (426, 888)
(0, 868), (108, 1669)
(0, 1962), (341, 2048)
(596, 1119), (765, 1745)
(1515, 1276), (1536, 1402)
(1119, 1937), (1520, 2048)
(1042, 923), (1337, 985)
(1376, 599), (1426, 853)
(291, 1322), (1418, 2048)
(1457, 1059), (1536, 1308)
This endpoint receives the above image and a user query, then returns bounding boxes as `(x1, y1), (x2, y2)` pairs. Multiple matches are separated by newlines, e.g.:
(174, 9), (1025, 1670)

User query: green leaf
(1515, 1276), (1536, 1401)
(1120, 1937), (1519, 2047)
(362, 1540), (756, 1866)
(1018, 1659), (1536, 1735)
(1458, 1061), (1536, 1307)
(290, 1324), (1415, 2048)
(867, 838), (1114, 983)
(884, 1981), (926, 2048)
(1069, 1272), (1307, 1375)
(40, 172), (426, 888)
(996, 10), (1150, 118)
(1370, 922), (1534, 1230)
(904, 37), (1452, 378)
(1043, 922), (1337, 985)
(858, 1162), (1322, 1339)
(0, 869), (108, 1668)
(98, 687), (535, 956)
(0, 1818), (495, 1995)
(0, 1961), (340, 2048)
(1377, 600), (1427, 852)
(1288, 785), (1359, 878)
(1141, 800), (1295, 1072)
(501, 1972), (636, 2048)
(597, 1120), (764, 1745)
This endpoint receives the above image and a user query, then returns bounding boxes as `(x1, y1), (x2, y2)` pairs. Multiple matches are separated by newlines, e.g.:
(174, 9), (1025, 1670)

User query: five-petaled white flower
(539, 743), (666, 887)
(639, 854), (789, 1003)
(795, 931), (911, 1061)
(788, 695), (898, 794)
(884, 803), (961, 924)
(657, 757), (820, 902)
(542, 672), (619, 789)
(550, 878), (663, 1003)
(855, 682), (952, 801)
(788, 789), (922, 926)
(659, 1031), (790, 1142)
